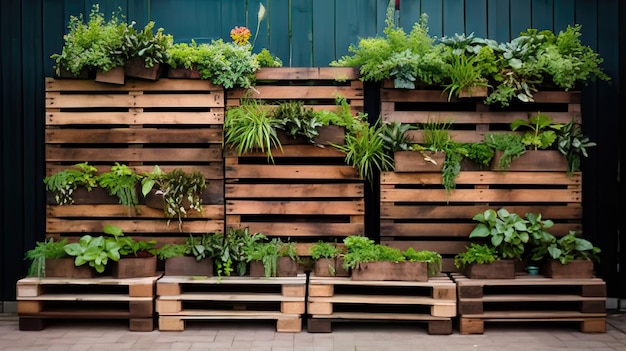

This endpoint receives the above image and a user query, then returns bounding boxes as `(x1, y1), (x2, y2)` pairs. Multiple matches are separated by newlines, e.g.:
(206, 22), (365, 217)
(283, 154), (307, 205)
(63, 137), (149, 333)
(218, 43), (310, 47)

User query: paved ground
(1, 313), (626, 351)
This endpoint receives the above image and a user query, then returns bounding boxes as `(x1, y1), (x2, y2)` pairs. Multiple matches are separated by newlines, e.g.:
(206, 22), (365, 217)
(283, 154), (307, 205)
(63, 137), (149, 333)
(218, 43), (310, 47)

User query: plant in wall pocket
(123, 21), (173, 80)
(557, 120), (596, 175)
(97, 163), (142, 215)
(44, 162), (98, 205)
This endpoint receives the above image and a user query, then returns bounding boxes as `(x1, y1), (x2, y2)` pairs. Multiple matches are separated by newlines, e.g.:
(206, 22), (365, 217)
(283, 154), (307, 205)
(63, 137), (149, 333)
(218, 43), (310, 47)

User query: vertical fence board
(291, 0), (313, 67)
(268, 0), (290, 65)
(335, 0), (378, 60)
(532, 0), (554, 31)
(510, 0), (531, 36)
(399, 0), (421, 30)
(421, 0), (443, 37)
(220, 0), (247, 41)
(250, 1), (270, 52)
(553, 0), (575, 32)
(487, 0), (510, 42)
(443, 0), (464, 36)
(464, 0), (487, 37)
(312, 0), (335, 66)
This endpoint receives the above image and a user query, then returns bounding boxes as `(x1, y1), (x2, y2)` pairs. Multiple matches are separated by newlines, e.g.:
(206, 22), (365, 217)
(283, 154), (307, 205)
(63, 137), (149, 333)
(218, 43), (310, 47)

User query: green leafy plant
(342, 236), (406, 270)
(379, 121), (413, 155)
(103, 224), (156, 257)
(255, 48), (283, 67)
(123, 21), (173, 68)
(187, 233), (221, 261)
(24, 238), (69, 277)
(50, 4), (128, 75)
(272, 101), (323, 145)
(525, 212), (555, 249)
(224, 99), (282, 162)
(485, 133), (526, 170)
(44, 162), (98, 205)
(402, 248), (442, 276)
(217, 227), (266, 277)
(453, 243), (499, 269)
(511, 112), (563, 150)
(63, 234), (122, 274)
(156, 243), (189, 260)
(97, 163), (142, 213)
(530, 230), (601, 264)
(468, 208), (530, 260)
(463, 142), (495, 167)
(245, 237), (298, 277)
(309, 241), (343, 260)
(557, 120), (596, 175)
(442, 54), (488, 101)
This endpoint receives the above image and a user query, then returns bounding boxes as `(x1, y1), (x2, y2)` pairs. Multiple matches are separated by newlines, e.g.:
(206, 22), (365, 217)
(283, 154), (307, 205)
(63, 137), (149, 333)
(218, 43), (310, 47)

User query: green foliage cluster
(272, 101), (322, 145)
(557, 121), (597, 174)
(454, 243), (498, 269)
(484, 133), (526, 170)
(123, 21), (173, 67)
(255, 48), (283, 67)
(511, 112), (563, 150)
(44, 162), (98, 205)
(219, 227), (266, 277)
(530, 230), (601, 264)
(97, 163), (142, 212)
(245, 237), (298, 277)
(309, 241), (343, 260)
(332, 1), (610, 106)
(24, 238), (69, 277)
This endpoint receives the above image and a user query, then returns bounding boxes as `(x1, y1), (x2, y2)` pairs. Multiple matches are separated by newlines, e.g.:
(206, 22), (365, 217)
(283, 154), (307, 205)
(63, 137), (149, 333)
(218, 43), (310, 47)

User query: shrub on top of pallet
(309, 241), (349, 277)
(245, 236), (299, 278)
(157, 233), (222, 276)
(342, 236), (441, 281)
(529, 230), (601, 279)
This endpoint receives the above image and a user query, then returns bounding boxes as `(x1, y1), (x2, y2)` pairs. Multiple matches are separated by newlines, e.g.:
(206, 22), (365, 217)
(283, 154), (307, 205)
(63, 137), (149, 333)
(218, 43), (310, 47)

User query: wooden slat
(227, 86), (362, 100)
(226, 200), (364, 215)
(380, 223), (581, 237)
(380, 204), (582, 219)
(225, 184), (364, 198)
(226, 165), (359, 180)
(227, 222), (363, 237)
(381, 189), (580, 203)
(224, 145), (347, 158)
(45, 147), (222, 162)
(252, 67), (360, 80)
(46, 93), (223, 108)
(46, 219), (224, 234)
(47, 204), (224, 219)
(45, 77), (222, 92)
(46, 111), (224, 125)
(381, 171), (581, 186)
(45, 128), (222, 144)
(46, 165), (223, 180)
(382, 111), (580, 124)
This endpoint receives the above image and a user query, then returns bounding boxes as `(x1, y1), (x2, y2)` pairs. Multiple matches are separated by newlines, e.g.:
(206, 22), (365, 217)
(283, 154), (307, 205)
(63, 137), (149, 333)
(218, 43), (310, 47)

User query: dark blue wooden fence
(1, 0), (623, 304)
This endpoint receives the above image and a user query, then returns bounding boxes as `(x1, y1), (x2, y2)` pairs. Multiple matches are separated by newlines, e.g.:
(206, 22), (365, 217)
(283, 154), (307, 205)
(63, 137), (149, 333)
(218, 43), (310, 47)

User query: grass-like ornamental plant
(224, 99), (282, 162)
(24, 238), (69, 277)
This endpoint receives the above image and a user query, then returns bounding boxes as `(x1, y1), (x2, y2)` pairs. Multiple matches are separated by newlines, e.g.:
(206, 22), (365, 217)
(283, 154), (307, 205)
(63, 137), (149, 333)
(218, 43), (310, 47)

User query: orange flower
(230, 26), (251, 46)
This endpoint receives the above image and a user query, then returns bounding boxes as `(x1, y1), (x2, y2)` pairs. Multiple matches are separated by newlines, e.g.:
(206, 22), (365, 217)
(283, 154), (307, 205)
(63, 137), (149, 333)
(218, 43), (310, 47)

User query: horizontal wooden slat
(46, 111), (224, 125)
(45, 77), (223, 92)
(47, 204), (224, 219)
(227, 222), (363, 237)
(253, 67), (360, 80)
(45, 147), (222, 162)
(46, 93), (223, 108)
(381, 189), (581, 203)
(46, 218), (223, 234)
(381, 172), (581, 186)
(381, 87), (580, 104)
(225, 145), (347, 158)
(226, 200), (364, 215)
(227, 86), (362, 100)
(226, 165), (359, 180)
(380, 204), (582, 220)
(225, 184), (364, 198)
(46, 165), (223, 180)
(381, 110), (581, 124)
(46, 128), (222, 144)
(380, 223), (581, 237)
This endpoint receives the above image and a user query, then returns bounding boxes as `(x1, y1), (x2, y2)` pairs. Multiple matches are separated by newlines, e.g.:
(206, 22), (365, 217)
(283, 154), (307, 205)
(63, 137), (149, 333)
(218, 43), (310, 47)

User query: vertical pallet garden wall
(225, 68), (365, 248)
(45, 78), (225, 244)
(379, 82), (583, 271)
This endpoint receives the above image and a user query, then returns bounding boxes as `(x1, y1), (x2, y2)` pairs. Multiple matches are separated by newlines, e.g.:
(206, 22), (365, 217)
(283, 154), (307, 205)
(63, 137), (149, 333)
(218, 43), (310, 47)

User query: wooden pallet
(16, 275), (161, 331)
(307, 275), (457, 334)
(380, 171), (582, 271)
(451, 273), (607, 334)
(45, 78), (225, 242)
(156, 275), (307, 332)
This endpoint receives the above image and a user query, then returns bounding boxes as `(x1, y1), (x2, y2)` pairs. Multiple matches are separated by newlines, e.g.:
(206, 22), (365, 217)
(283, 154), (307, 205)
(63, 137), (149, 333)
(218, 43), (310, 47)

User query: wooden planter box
(543, 259), (594, 279)
(164, 256), (213, 276)
(278, 125), (345, 146)
(167, 66), (201, 79)
(351, 261), (428, 281)
(112, 256), (158, 279)
(491, 150), (567, 171)
(393, 151), (445, 172)
(313, 258), (349, 277)
(462, 260), (515, 279)
(95, 66), (125, 84)
(45, 258), (96, 278)
(458, 86), (488, 98)
(249, 257), (298, 277)
(125, 57), (164, 81)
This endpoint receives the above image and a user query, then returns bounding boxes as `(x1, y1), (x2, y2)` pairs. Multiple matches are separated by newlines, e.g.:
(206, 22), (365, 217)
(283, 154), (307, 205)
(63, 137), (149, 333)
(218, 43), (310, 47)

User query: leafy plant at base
(453, 243), (499, 269)
(469, 208), (529, 260)
(224, 99), (282, 163)
(187, 233), (221, 261)
(524, 212), (555, 250)
(218, 227), (266, 277)
(123, 21), (173, 68)
(530, 231), (600, 264)
(309, 241), (343, 260)
(97, 163), (142, 214)
(24, 238), (69, 277)
(245, 237), (298, 277)
(403, 248), (442, 276)
(557, 121), (596, 175)
(342, 236), (406, 270)
(44, 162), (98, 205)
(103, 224), (156, 257)
(272, 101), (323, 145)
(156, 243), (189, 260)
(63, 234), (122, 274)
(484, 133), (526, 170)
(511, 112), (563, 150)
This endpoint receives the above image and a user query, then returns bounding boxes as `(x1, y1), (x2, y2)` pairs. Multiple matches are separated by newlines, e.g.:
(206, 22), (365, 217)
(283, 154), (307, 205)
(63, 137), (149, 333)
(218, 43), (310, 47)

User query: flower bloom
(230, 26), (251, 46)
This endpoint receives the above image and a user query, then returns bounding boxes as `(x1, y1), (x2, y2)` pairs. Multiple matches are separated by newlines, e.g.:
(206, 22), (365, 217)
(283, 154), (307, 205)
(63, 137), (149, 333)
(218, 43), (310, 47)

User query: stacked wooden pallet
(451, 273), (607, 334)
(156, 275), (307, 332)
(379, 84), (583, 270)
(16, 275), (161, 331)
(307, 275), (457, 334)
(45, 78), (225, 243)
(225, 68), (365, 246)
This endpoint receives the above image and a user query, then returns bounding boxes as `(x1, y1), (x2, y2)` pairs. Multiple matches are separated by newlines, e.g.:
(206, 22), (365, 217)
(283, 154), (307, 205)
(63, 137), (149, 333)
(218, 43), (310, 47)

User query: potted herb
(309, 241), (348, 277)
(97, 163), (142, 215)
(24, 238), (73, 278)
(485, 133), (526, 170)
(104, 224), (157, 279)
(557, 120), (597, 175)
(453, 243), (502, 279)
(216, 227), (266, 277)
(63, 232), (122, 275)
(246, 237), (299, 278)
(530, 231), (600, 279)
(123, 21), (173, 80)
(44, 162), (98, 205)
(158, 234), (220, 276)
(402, 248), (442, 277)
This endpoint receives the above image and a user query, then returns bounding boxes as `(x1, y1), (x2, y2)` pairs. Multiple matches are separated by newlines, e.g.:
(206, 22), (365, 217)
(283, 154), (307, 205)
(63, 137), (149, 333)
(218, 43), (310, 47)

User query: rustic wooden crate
(225, 67), (365, 246)
(451, 273), (607, 334)
(45, 78), (225, 242)
(17, 275), (161, 331)
(307, 275), (456, 335)
(156, 275), (306, 332)
(380, 171), (582, 271)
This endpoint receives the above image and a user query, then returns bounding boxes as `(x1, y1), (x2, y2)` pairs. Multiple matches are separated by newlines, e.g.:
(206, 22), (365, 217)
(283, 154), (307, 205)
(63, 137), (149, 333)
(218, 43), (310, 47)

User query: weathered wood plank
(224, 145), (347, 158)
(381, 189), (581, 203)
(45, 147), (222, 162)
(45, 128), (222, 144)
(46, 219), (224, 234)
(227, 86), (363, 100)
(225, 184), (364, 198)
(381, 172), (581, 186)
(46, 111), (224, 125)
(47, 204), (224, 219)
(252, 67), (360, 80)
(380, 223), (581, 237)
(226, 165), (359, 180)
(45, 77), (222, 92)
(227, 222), (363, 237)
(46, 93), (223, 108)
(380, 204), (582, 219)
(382, 111), (580, 125)
(226, 200), (364, 215)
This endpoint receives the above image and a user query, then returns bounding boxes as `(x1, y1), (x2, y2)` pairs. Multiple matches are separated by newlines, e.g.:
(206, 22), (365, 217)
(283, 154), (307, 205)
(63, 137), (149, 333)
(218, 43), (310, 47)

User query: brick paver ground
(1, 313), (626, 350)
